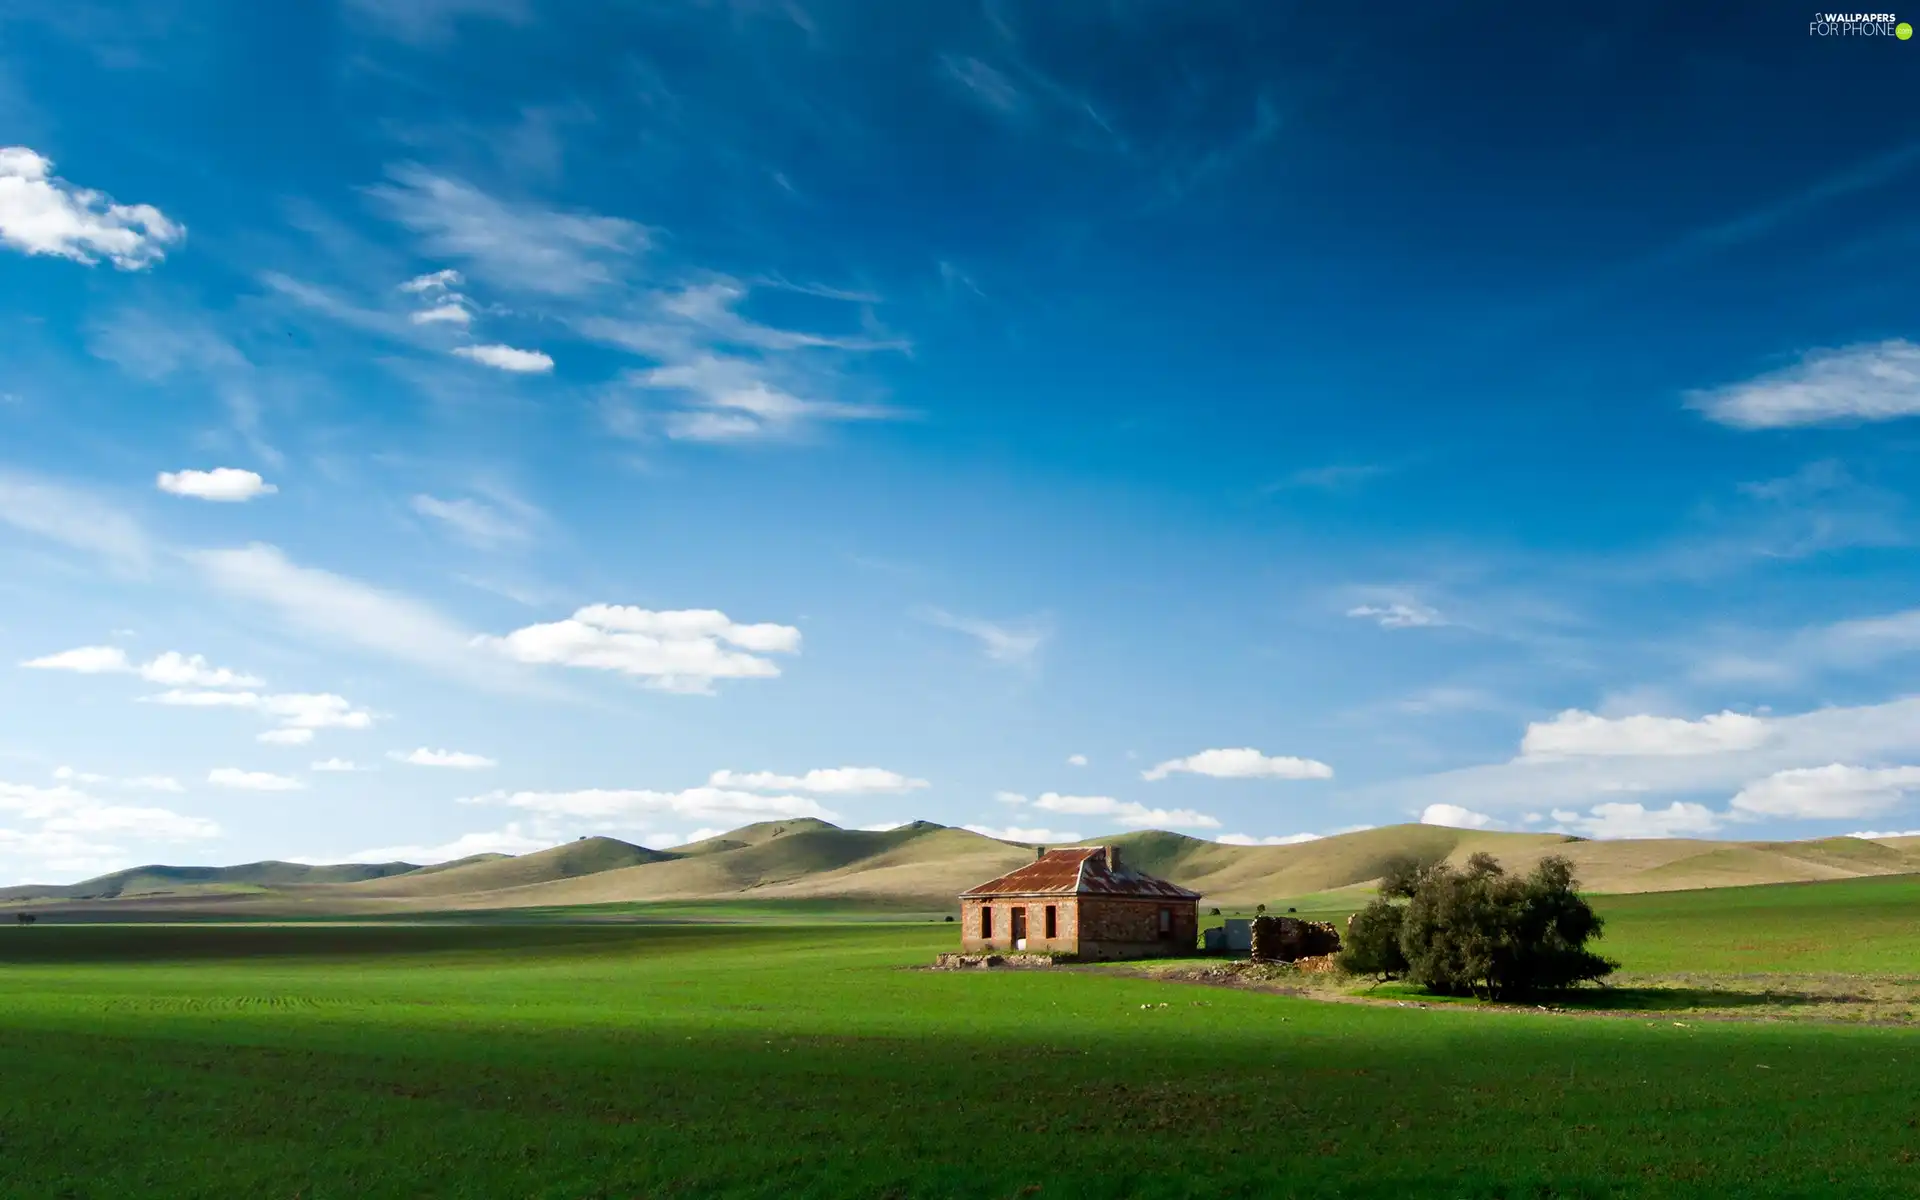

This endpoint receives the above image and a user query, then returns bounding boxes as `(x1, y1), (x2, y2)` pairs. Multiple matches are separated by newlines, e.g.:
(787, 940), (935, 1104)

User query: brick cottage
(958, 846), (1201, 961)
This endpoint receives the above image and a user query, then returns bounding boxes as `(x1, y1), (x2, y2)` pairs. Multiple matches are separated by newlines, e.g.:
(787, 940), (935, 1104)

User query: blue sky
(3, 1), (1920, 882)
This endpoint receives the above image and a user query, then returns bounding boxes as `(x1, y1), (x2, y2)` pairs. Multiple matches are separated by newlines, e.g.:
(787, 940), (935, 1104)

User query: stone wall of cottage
(957, 895), (1197, 960)
(959, 896), (1079, 954)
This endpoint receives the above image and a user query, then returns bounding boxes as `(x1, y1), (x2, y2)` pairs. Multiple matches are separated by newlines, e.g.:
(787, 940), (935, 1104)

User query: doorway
(1011, 906), (1028, 950)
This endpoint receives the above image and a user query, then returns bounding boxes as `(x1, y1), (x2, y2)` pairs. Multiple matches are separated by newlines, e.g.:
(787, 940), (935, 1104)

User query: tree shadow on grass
(1551, 984), (1874, 1013)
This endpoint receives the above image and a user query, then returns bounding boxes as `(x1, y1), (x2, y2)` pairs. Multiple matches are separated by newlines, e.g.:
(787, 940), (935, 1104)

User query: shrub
(1397, 853), (1614, 1000)
(1208, 907), (1221, 916)
(1336, 899), (1408, 981)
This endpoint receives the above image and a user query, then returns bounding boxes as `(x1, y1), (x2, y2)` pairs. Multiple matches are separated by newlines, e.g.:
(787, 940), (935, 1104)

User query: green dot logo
(1900, 21), (1914, 38)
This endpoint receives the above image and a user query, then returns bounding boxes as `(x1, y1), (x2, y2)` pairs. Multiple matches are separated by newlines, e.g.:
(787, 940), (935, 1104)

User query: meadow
(1, 878), (1918, 1198)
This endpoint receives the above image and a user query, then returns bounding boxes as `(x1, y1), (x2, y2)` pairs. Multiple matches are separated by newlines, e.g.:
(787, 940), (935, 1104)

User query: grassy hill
(9, 822), (1920, 915)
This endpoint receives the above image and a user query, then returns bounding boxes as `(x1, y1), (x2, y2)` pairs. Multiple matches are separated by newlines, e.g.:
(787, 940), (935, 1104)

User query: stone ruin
(931, 952), (1061, 970)
(1248, 915), (1341, 964)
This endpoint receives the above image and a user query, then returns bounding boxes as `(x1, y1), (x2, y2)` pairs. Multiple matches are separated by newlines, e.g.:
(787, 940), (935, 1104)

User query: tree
(1336, 899), (1407, 981)
(1255, 903), (1266, 914)
(1397, 853), (1614, 1000)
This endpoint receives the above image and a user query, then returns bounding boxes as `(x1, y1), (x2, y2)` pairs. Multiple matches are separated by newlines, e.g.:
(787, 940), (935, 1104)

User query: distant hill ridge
(5, 822), (1920, 913)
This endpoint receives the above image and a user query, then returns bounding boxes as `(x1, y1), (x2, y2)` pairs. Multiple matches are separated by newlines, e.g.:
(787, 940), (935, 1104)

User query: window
(980, 905), (993, 939)
(1158, 907), (1172, 937)
(1010, 906), (1028, 942)
(1044, 905), (1057, 939)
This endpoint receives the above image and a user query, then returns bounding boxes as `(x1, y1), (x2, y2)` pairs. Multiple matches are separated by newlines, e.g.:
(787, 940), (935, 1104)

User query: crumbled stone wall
(1249, 916), (1342, 964)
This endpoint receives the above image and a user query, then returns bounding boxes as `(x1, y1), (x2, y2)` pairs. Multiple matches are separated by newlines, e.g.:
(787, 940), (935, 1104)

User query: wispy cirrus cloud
(919, 608), (1048, 665)
(1688, 339), (1920, 429)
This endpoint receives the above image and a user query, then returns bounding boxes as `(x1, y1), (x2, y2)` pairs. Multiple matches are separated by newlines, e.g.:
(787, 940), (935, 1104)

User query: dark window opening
(1158, 907), (1172, 937)
(981, 906), (992, 939)
(1011, 906), (1028, 942)
(1044, 905), (1058, 939)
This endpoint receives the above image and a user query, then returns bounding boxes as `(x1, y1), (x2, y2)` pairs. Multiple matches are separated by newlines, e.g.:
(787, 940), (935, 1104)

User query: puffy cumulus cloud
(460, 786), (836, 824)
(1852, 829), (1920, 840)
(411, 303), (471, 326)
(207, 768), (303, 791)
(400, 268), (464, 293)
(146, 689), (374, 735)
(1142, 747), (1334, 783)
(480, 604), (800, 693)
(1216, 832), (1322, 846)
(1023, 792), (1221, 830)
(962, 824), (1083, 843)
(155, 468), (276, 502)
(1346, 602), (1444, 629)
(1419, 804), (1495, 830)
(1729, 764), (1920, 820)
(1688, 340), (1920, 429)
(1558, 802), (1722, 839)
(453, 344), (554, 373)
(139, 651), (262, 689)
(26, 646), (263, 688)
(0, 147), (184, 269)
(21, 645), (131, 673)
(258, 728), (314, 746)
(309, 758), (364, 772)
(1067, 754), (1088, 767)
(393, 747), (496, 769)
(1520, 710), (1771, 759)
(707, 767), (928, 795)
(338, 823), (552, 865)
(858, 821), (913, 832)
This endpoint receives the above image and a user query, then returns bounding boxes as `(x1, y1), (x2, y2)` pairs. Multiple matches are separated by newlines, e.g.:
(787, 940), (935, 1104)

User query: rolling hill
(7, 822), (1920, 916)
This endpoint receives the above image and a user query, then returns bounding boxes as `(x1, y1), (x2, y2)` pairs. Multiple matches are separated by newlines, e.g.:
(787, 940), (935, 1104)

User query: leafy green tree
(1336, 899), (1407, 981)
(1397, 853), (1614, 1000)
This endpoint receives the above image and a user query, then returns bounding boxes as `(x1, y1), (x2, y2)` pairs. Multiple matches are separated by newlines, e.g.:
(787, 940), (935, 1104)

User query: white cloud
(1729, 764), (1920, 820)
(0, 779), (219, 881)
(453, 344), (553, 373)
(962, 824), (1082, 843)
(1520, 710), (1771, 759)
(51, 767), (182, 793)
(207, 768), (303, 791)
(1560, 802), (1722, 839)
(369, 164), (647, 296)
(623, 352), (901, 442)
(480, 604), (800, 693)
(920, 608), (1047, 665)
(1852, 829), (1920, 840)
(188, 543), (505, 685)
(411, 494), (532, 550)
(1025, 792), (1220, 830)
(147, 688), (262, 708)
(400, 268), (464, 293)
(22, 645), (130, 673)
(1688, 340), (1920, 429)
(1066, 754), (1088, 767)
(1142, 747), (1335, 783)
(858, 821), (912, 832)
(1347, 602), (1445, 629)
(341, 823), (550, 865)
(309, 758), (365, 772)
(410, 303), (471, 326)
(1216, 832), (1322, 846)
(707, 767), (928, 795)
(0, 147), (184, 269)
(26, 646), (264, 689)
(1420, 803), (1495, 829)
(155, 468), (276, 502)
(0, 471), (150, 573)
(462, 786), (836, 824)
(258, 728), (315, 746)
(394, 747), (496, 769)
(137, 651), (262, 689)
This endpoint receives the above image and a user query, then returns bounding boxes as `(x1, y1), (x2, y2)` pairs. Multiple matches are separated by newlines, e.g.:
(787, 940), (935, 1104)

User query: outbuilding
(958, 845), (1201, 960)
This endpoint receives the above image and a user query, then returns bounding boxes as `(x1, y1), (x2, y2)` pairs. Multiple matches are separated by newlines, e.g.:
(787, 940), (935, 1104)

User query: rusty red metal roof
(960, 847), (1201, 900)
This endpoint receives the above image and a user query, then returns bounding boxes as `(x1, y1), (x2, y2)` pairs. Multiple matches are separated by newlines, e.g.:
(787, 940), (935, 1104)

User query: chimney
(1105, 845), (1120, 872)
(1036, 846), (1046, 860)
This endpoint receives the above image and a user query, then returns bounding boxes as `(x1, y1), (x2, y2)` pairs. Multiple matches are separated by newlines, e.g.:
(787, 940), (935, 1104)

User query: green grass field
(2, 879), (1919, 1197)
